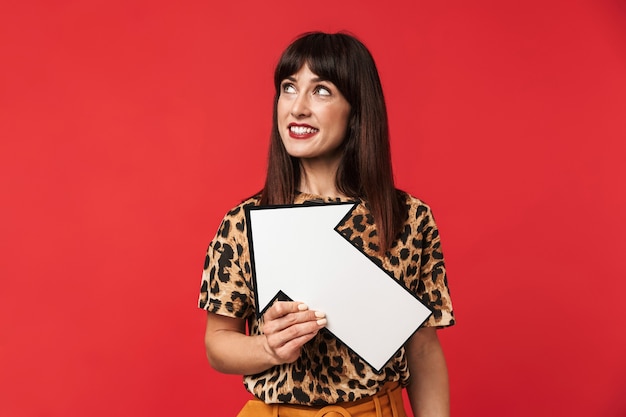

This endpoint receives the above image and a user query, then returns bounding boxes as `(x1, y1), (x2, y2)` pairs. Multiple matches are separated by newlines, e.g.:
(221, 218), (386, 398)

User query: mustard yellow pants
(236, 382), (407, 417)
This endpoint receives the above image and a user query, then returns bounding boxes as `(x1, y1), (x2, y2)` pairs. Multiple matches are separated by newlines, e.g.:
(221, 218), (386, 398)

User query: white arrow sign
(246, 203), (432, 372)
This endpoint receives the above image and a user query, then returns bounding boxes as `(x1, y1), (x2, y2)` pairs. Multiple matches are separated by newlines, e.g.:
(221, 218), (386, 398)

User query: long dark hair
(260, 32), (407, 252)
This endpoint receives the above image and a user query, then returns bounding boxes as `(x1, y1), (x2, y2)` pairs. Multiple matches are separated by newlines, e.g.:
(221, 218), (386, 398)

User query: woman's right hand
(261, 301), (327, 365)
(204, 302), (326, 374)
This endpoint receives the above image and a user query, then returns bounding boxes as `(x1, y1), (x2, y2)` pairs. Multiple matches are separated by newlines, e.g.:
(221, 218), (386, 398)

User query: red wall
(1, 1), (625, 416)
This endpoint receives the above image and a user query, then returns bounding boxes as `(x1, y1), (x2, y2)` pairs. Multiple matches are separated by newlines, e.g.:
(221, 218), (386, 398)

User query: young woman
(199, 32), (455, 417)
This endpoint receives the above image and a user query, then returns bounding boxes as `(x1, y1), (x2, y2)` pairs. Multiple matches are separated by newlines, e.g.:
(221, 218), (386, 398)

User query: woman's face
(277, 64), (351, 166)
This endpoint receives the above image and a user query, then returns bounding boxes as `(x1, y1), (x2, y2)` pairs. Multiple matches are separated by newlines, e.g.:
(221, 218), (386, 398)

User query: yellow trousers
(236, 382), (407, 417)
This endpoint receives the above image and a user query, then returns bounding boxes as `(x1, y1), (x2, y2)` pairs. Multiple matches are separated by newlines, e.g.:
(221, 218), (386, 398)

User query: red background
(1, 1), (625, 416)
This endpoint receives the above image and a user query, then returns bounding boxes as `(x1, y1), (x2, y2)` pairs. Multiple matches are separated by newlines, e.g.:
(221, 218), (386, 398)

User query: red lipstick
(288, 123), (319, 139)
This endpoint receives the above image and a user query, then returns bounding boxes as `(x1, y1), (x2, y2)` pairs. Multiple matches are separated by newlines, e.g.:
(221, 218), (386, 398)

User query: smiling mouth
(289, 125), (319, 135)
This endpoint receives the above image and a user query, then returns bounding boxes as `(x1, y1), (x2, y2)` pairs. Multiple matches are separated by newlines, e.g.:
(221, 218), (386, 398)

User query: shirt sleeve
(416, 205), (455, 328)
(198, 206), (254, 319)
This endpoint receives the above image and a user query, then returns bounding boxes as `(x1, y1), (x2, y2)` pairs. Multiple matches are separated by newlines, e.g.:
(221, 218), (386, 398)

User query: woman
(199, 32), (455, 417)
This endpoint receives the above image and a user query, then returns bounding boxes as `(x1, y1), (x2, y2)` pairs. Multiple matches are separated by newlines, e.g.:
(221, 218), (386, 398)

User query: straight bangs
(273, 33), (357, 106)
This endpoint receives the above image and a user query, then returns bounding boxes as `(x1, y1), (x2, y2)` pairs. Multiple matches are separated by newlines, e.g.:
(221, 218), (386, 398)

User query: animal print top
(198, 191), (454, 405)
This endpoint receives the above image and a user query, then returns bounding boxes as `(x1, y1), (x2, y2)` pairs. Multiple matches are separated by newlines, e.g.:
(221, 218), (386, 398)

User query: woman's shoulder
(215, 193), (262, 225)
(397, 189), (433, 213)
(238, 192), (263, 208)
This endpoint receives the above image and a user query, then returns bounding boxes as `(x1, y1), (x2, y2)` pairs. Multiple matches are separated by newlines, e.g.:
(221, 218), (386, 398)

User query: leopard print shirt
(198, 192), (454, 405)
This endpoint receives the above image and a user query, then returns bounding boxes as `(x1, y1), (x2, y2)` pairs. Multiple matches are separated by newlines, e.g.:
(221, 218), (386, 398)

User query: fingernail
(317, 318), (327, 326)
(314, 311), (326, 318)
(298, 304), (309, 311)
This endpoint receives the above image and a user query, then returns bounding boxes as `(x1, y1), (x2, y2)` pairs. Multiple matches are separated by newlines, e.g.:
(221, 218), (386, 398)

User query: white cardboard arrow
(245, 203), (432, 372)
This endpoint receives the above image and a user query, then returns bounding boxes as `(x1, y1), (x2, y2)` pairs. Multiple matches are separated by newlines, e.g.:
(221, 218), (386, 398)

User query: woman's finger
(263, 301), (307, 321)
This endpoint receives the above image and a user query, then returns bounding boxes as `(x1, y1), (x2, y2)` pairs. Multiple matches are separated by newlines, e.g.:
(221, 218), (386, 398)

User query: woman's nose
(290, 94), (311, 118)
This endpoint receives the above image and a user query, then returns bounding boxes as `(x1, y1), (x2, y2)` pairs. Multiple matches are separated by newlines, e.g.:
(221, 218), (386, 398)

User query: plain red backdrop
(1, 1), (625, 416)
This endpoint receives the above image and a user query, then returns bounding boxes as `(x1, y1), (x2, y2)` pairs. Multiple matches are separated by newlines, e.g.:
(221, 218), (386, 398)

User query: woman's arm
(405, 327), (450, 417)
(204, 301), (326, 375)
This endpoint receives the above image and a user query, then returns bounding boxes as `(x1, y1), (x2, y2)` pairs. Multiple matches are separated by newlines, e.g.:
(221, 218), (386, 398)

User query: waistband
(236, 382), (406, 417)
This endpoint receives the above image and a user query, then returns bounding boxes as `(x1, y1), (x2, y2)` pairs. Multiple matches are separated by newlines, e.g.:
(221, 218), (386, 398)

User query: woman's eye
(282, 83), (296, 94)
(315, 86), (331, 96)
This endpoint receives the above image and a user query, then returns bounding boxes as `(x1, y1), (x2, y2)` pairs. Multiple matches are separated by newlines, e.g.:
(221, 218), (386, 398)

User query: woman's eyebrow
(283, 75), (329, 83)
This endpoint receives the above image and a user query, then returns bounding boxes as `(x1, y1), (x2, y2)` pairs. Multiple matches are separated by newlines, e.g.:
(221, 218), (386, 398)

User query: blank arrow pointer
(246, 203), (432, 372)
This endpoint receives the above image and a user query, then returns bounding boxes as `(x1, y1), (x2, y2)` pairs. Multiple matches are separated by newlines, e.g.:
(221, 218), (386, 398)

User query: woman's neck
(298, 159), (344, 198)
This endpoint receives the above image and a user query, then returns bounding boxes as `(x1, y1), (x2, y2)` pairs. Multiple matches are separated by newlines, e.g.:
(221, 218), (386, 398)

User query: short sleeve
(198, 205), (255, 319)
(416, 205), (455, 328)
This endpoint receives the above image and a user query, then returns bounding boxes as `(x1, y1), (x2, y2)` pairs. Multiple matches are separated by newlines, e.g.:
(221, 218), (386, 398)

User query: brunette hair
(260, 32), (407, 251)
